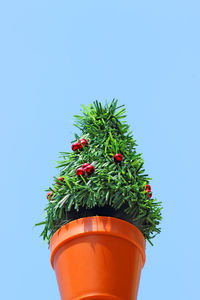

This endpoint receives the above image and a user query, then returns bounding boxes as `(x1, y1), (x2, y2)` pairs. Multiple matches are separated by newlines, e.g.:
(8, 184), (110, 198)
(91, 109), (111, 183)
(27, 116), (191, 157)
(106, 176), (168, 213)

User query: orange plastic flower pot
(50, 216), (146, 300)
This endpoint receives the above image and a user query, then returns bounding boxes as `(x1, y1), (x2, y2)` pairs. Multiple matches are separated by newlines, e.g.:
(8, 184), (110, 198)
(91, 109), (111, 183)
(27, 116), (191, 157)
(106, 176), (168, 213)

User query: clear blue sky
(0, 1), (200, 299)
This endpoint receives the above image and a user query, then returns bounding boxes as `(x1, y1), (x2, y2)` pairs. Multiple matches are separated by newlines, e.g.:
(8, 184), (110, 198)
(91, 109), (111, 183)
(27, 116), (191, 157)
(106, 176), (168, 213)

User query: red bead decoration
(145, 184), (152, 198)
(148, 192), (152, 198)
(113, 153), (123, 163)
(57, 177), (64, 185)
(76, 167), (85, 176)
(72, 142), (80, 151)
(82, 163), (90, 169)
(79, 138), (88, 147)
(72, 139), (88, 151)
(47, 191), (53, 201)
(85, 165), (95, 175)
(77, 142), (81, 149)
(145, 184), (151, 192)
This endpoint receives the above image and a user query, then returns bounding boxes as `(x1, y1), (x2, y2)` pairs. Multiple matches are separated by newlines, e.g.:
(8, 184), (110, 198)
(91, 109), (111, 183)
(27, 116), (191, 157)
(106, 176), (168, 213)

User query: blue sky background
(0, 1), (200, 299)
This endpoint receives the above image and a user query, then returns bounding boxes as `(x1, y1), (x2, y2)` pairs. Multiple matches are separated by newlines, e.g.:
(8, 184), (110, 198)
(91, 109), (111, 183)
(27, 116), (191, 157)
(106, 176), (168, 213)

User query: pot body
(50, 216), (146, 300)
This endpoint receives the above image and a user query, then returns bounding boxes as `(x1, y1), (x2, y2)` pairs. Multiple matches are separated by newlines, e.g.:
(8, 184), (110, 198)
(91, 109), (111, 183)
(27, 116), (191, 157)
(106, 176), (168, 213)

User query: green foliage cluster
(36, 100), (162, 245)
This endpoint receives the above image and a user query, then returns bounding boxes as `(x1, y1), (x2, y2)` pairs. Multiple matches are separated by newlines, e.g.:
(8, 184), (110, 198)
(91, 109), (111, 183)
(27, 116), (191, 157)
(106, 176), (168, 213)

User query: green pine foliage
(36, 100), (162, 245)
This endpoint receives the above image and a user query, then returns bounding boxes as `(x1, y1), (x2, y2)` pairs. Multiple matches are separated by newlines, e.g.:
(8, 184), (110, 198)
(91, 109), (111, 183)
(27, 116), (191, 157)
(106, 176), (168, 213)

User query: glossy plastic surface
(50, 216), (146, 300)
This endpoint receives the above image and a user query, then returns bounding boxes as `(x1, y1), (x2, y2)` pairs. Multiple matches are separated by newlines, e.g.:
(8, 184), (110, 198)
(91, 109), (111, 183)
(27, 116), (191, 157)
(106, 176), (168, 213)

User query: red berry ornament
(145, 184), (152, 198)
(47, 191), (53, 201)
(113, 153), (123, 163)
(82, 163), (90, 169)
(57, 177), (64, 185)
(145, 184), (151, 192)
(76, 167), (85, 176)
(72, 142), (80, 151)
(85, 165), (95, 175)
(72, 139), (88, 151)
(79, 138), (88, 147)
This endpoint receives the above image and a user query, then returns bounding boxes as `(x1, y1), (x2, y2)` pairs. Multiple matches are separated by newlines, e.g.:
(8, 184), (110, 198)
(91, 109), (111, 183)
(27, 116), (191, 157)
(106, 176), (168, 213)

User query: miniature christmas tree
(36, 100), (162, 245)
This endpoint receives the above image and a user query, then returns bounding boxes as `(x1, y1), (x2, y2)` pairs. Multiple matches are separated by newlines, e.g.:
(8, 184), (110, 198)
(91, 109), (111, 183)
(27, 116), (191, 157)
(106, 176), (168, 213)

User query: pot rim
(50, 216), (146, 269)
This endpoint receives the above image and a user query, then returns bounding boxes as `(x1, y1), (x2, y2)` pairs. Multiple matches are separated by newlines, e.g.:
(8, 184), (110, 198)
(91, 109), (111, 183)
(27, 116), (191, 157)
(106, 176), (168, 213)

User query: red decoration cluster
(76, 163), (95, 176)
(47, 191), (53, 201)
(72, 138), (88, 151)
(71, 139), (95, 176)
(57, 177), (64, 185)
(79, 138), (88, 149)
(145, 184), (152, 198)
(113, 153), (123, 163)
